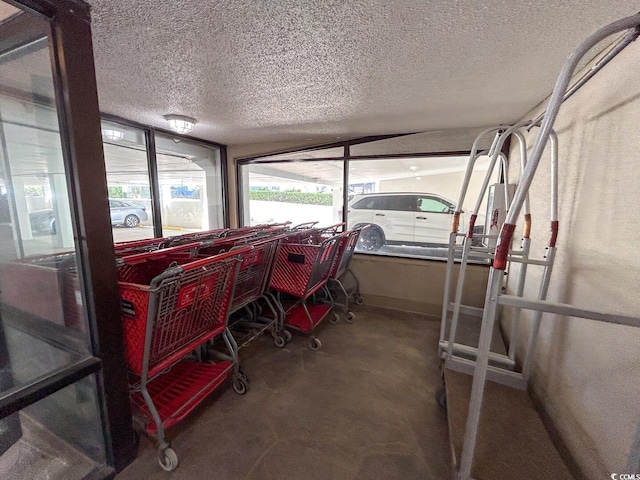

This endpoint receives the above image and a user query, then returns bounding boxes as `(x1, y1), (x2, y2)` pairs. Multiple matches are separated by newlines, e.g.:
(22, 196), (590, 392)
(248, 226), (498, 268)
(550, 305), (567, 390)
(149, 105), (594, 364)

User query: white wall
(502, 41), (640, 478)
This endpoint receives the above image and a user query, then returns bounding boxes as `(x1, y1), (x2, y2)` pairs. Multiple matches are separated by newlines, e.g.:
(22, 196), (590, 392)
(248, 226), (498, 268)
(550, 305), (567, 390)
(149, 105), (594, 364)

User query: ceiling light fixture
(165, 114), (196, 134)
(409, 165), (418, 171)
(101, 128), (124, 141)
(416, 176), (422, 180)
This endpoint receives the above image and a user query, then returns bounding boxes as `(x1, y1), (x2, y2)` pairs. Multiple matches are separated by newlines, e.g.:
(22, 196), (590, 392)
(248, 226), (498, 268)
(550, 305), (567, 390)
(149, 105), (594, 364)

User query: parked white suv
(347, 192), (478, 251)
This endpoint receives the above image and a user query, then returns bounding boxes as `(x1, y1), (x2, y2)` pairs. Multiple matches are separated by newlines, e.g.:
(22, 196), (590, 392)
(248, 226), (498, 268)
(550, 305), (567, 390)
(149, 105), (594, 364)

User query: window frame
(236, 138), (487, 262)
(100, 113), (229, 238)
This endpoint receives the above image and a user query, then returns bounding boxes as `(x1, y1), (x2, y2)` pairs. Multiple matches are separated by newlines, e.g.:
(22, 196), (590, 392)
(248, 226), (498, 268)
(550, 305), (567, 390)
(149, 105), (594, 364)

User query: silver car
(29, 199), (148, 234)
(108, 199), (148, 228)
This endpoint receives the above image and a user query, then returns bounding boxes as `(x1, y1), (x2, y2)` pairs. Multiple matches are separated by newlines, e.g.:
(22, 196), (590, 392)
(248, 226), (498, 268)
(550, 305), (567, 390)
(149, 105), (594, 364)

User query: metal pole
(458, 268), (503, 479)
(447, 145), (507, 361)
(503, 15), (640, 230)
(520, 129), (559, 380)
(528, 26), (640, 130)
(626, 418), (640, 473)
(461, 16), (640, 479)
(508, 130), (532, 362)
(441, 128), (502, 355)
(454, 128), (503, 212)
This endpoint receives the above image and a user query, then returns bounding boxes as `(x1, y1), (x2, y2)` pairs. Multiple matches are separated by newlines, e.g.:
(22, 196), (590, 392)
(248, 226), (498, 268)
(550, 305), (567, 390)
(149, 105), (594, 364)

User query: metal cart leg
(457, 268), (503, 480)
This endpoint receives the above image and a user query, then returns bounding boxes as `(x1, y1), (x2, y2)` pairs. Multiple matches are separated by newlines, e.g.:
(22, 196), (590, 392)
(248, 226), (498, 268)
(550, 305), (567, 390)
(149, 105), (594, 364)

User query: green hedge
(249, 190), (333, 206)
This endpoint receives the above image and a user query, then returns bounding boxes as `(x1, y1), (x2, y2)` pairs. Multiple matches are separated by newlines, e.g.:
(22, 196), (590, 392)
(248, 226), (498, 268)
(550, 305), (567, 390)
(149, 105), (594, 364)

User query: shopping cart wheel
(329, 312), (340, 325)
(273, 334), (286, 348)
(232, 376), (248, 395)
(238, 369), (250, 384)
(284, 329), (293, 343)
(345, 311), (355, 323)
(158, 447), (178, 471)
(435, 386), (447, 408)
(309, 336), (322, 351)
(355, 295), (364, 306)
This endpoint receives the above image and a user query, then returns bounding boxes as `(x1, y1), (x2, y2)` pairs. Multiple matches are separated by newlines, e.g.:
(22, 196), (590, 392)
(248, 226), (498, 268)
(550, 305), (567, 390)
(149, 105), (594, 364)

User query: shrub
(249, 191), (333, 206)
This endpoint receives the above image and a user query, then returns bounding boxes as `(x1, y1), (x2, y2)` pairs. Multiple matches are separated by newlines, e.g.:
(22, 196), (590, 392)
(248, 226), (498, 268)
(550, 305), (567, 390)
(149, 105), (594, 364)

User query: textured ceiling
(87, 0), (639, 146)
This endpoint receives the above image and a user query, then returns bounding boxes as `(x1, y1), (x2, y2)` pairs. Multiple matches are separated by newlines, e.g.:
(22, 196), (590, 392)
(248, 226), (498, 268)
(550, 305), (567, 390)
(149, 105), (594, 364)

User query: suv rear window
(352, 196), (382, 210)
(352, 195), (416, 212)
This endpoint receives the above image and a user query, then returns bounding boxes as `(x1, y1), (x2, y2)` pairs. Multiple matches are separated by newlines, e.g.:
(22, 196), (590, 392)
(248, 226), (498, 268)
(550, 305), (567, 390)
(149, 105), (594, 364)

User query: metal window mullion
(220, 145), (229, 228)
(146, 128), (162, 238)
(343, 144), (349, 226)
(0, 356), (101, 419)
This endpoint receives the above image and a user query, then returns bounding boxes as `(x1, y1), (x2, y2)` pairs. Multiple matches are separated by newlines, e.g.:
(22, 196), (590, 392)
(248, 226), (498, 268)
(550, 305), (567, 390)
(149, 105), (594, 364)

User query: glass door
(0, 3), (116, 478)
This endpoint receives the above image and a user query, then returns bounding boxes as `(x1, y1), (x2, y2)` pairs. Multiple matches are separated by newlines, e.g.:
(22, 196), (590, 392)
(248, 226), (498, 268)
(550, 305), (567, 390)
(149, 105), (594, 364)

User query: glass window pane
(0, 10), (94, 392)
(155, 133), (224, 237)
(240, 159), (344, 227)
(0, 373), (106, 478)
(102, 120), (153, 242)
(347, 155), (496, 260)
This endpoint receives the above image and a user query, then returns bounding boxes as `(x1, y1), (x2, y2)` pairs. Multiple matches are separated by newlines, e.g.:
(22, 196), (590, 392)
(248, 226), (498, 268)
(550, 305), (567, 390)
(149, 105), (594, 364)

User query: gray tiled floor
(116, 305), (451, 480)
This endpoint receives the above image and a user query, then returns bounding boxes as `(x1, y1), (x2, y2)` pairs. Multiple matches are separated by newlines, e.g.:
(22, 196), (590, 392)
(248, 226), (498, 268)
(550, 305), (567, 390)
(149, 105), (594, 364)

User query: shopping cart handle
(179, 246), (252, 272)
(118, 242), (202, 264)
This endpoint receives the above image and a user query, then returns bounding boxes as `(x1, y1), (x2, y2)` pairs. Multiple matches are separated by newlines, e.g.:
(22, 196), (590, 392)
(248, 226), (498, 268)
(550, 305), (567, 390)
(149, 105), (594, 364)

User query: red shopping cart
(114, 237), (165, 257)
(325, 226), (367, 322)
(269, 233), (341, 350)
(216, 234), (288, 348)
(117, 245), (250, 471)
(0, 252), (84, 333)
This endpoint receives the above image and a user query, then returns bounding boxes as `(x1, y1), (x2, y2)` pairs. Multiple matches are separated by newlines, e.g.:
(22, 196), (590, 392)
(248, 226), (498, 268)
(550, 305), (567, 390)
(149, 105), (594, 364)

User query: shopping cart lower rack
(117, 245), (250, 471)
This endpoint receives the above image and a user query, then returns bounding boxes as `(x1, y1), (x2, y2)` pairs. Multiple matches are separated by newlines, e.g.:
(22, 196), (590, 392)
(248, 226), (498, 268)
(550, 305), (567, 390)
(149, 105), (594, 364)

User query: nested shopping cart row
(0, 222), (367, 471)
(115, 221), (367, 470)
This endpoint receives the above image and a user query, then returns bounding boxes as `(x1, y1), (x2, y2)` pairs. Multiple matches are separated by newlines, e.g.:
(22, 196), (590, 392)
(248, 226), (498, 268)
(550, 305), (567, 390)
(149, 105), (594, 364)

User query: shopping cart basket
(269, 234), (341, 350)
(223, 234), (288, 348)
(117, 245), (250, 471)
(114, 237), (165, 257)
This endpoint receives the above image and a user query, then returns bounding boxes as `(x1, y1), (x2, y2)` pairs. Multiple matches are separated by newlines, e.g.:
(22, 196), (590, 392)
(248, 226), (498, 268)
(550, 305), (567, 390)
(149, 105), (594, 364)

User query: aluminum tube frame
(519, 130), (559, 380)
(499, 292), (640, 329)
(443, 130), (515, 361)
(520, 247), (556, 381)
(469, 122), (529, 217)
(439, 341), (516, 369)
(446, 357), (526, 391)
(446, 147), (509, 363)
(439, 233), (460, 356)
(507, 235), (530, 361)
(528, 26), (640, 130)
(441, 128), (502, 354)
(503, 14), (640, 227)
(458, 267), (503, 480)
(507, 129), (550, 361)
(454, 128), (503, 211)
(627, 419), (640, 473)
(457, 16), (640, 479)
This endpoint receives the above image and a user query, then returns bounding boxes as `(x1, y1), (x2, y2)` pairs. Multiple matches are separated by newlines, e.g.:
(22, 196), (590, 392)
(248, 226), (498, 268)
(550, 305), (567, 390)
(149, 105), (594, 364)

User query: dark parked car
(29, 199), (148, 234)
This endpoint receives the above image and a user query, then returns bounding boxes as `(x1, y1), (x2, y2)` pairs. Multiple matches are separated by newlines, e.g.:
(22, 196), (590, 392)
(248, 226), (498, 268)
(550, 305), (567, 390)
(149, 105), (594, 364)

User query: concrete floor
(115, 305), (451, 480)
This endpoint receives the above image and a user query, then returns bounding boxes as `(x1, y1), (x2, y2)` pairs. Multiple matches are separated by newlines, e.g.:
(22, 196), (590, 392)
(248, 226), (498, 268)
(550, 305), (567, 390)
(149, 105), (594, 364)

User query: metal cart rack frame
(451, 14), (640, 479)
